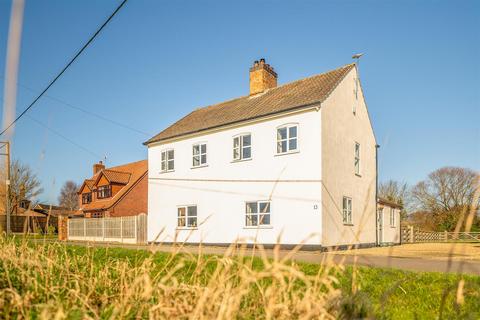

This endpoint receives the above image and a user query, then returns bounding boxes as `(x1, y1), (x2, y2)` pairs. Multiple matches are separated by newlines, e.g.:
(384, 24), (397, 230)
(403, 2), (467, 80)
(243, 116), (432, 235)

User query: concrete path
(33, 239), (480, 275)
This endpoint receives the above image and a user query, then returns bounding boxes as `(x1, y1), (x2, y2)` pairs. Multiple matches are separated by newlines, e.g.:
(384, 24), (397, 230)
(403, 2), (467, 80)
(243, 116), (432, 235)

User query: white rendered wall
(147, 109), (323, 246)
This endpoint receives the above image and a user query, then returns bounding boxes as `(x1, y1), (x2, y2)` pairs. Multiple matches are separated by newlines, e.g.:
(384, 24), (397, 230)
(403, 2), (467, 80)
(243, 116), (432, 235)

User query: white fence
(68, 213), (147, 244)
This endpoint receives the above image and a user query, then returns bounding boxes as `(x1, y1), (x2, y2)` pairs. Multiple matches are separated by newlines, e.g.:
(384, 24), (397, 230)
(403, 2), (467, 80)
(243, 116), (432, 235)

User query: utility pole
(0, 142), (11, 236)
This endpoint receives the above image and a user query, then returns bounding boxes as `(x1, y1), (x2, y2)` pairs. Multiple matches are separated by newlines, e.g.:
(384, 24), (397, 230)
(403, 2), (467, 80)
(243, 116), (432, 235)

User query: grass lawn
(1, 238), (479, 319)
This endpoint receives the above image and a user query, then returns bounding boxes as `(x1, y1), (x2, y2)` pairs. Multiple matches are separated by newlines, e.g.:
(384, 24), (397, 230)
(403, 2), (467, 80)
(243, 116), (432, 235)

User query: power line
(26, 115), (101, 159)
(0, 0), (128, 137)
(4, 80), (152, 137)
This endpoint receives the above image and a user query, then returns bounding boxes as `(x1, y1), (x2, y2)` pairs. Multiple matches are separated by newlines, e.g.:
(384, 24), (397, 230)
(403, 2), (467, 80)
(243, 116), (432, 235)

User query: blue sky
(0, 0), (479, 203)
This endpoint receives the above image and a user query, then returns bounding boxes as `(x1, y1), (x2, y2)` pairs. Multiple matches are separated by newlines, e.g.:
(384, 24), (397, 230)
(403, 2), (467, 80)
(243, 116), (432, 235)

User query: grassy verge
(0, 238), (479, 319)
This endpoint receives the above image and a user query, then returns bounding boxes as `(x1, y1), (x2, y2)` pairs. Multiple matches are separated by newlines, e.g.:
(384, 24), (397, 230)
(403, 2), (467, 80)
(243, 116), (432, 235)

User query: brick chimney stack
(93, 161), (105, 175)
(249, 58), (277, 95)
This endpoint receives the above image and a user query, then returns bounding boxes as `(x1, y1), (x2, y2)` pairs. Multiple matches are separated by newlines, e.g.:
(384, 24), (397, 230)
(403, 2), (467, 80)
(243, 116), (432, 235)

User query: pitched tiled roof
(145, 63), (355, 145)
(100, 170), (131, 185)
(80, 160), (147, 212)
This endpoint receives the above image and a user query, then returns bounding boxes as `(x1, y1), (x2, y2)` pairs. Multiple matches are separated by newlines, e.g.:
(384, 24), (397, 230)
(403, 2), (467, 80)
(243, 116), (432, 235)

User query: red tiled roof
(80, 160), (147, 212)
(145, 63), (355, 144)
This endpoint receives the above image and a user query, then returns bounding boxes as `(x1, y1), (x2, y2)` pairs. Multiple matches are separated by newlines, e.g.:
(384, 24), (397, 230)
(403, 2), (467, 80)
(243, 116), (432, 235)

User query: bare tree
(0, 160), (43, 215)
(58, 180), (79, 210)
(411, 167), (480, 231)
(378, 180), (409, 219)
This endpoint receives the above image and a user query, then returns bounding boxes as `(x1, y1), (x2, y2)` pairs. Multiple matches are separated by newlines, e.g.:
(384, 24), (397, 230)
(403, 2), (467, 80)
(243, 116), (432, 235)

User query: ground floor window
(342, 197), (352, 225)
(245, 201), (271, 226)
(390, 208), (396, 227)
(177, 205), (197, 228)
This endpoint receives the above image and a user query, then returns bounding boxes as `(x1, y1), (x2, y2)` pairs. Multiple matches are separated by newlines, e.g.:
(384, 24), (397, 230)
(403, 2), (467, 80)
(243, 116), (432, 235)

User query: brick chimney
(93, 161), (105, 175)
(249, 58), (277, 95)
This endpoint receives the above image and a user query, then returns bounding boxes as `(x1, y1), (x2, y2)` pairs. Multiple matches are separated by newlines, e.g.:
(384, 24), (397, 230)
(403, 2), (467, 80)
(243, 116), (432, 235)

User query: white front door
(377, 208), (383, 244)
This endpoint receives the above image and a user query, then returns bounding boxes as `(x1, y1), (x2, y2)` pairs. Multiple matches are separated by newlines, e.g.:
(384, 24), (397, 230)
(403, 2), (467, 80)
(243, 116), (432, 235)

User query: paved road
(33, 239), (480, 275)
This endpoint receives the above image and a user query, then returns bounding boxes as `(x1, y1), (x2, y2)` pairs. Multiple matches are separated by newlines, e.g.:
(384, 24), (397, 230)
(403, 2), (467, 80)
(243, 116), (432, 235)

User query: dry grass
(330, 243), (480, 261)
(0, 237), (351, 319)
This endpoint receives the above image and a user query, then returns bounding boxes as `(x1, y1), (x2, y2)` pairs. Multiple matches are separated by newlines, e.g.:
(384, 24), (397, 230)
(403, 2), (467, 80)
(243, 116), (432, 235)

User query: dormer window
(97, 185), (112, 199)
(82, 192), (92, 204)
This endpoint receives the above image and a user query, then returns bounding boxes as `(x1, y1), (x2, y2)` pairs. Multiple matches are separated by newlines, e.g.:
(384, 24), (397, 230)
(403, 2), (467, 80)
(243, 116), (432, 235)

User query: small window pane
(168, 160), (174, 171)
(259, 214), (270, 225)
(243, 135), (251, 146)
(243, 146), (251, 159)
(278, 127), (287, 140)
(201, 144), (207, 154)
(233, 148), (240, 160)
(161, 161), (166, 171)
(233, 137), (240, 148)
(187, 217), (197, 227)
(161, 152), (166, 161)
(289, 139), (297, 150)
(280, 141), (287, 153)
(246, 215), (258, 226)
(188, 206), (197, 216)
(246, 202), (257, 214)
(201, 154), (207, 164)
(193, 156), (200, 167)
(259, 202), (270, 213)
(193, 145), (200, 155)
(168, 150), (174, 159)
(289, 126), (297, 138)
(178, 207), (186, 217)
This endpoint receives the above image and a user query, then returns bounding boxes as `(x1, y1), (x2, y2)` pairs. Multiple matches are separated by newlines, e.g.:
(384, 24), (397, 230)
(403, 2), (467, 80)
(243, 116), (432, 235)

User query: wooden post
(444, 230), (448, 242)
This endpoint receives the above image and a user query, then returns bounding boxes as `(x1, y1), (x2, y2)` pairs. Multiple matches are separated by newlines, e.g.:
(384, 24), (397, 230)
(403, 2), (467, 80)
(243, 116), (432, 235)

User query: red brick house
(77, 160), (148, 218)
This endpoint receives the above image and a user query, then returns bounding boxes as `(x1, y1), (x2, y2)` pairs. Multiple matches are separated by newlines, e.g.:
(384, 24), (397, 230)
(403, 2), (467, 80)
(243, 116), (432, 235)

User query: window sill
(231, 158), (252, 163)
(191, 164), (208, 169)
(343, 223), (354, 226)
(274, 150), (299, 157)
(176, 227), (198, 231)
(159, 170), (175, 174)
(243, 225), (273, 230)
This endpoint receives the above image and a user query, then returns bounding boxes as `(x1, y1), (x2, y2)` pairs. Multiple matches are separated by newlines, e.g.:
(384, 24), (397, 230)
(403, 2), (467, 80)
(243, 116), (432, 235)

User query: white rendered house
(145, 59), (378, 249)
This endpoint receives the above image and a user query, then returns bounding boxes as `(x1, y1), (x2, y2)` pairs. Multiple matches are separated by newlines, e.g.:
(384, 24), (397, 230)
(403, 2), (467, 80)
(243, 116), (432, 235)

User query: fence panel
(401, 226), (480, 244)
(67, 213), (147, 244)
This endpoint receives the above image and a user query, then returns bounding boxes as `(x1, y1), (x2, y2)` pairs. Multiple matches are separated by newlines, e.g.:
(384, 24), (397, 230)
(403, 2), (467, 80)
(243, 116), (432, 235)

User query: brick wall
(110, 173), (148, 217)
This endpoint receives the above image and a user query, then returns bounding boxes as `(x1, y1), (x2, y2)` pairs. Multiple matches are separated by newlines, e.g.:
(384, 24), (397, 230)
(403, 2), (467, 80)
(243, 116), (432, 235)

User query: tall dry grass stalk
(0, 237), (351, 319)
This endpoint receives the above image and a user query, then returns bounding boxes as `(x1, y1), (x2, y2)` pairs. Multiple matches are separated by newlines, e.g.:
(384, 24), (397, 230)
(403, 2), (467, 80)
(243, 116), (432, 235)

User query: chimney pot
(249, 58), (277, 95)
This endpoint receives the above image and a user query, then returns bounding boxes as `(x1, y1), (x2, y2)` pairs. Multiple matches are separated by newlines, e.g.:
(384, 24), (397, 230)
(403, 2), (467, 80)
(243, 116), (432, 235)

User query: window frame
(232, 133), (252, 161)
(354, 142), (361, 176)
(177, 205), (198, 229)
(96, 185), (112, 199)
(161, 148), (175, 173)
(192, 143), (207, 168)
(276, 123), (299, 155)
(244, 200), (272, 228)
(390, 208), (396, 227)
(342, 196), (353, 225)
(82, 192), (92, 204)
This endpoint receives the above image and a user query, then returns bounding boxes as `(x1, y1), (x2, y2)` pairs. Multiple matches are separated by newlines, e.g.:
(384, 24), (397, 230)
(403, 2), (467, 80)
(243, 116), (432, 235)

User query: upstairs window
(161, 149), (175, 172)
(82, 192), (92, 204)
(177, 205), (197, 228)
(233, 134), (251, 161)
(277, 124), (298, 154)
(342, 196), (352, 225)
(245, 201), (271, 227)
(192, 143), (207, 167)
(354, 142), (360, 175)
(97, 185), (112, 199)
(390, 208), (396, 227)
